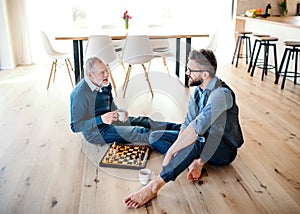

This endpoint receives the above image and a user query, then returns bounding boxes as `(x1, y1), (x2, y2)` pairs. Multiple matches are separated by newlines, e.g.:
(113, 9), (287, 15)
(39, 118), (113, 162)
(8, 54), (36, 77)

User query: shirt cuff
(190, 120), (197, 133)
(189, 121), (205, 143)
(180, 124), (186, 130)
(96, 115), (103, 125)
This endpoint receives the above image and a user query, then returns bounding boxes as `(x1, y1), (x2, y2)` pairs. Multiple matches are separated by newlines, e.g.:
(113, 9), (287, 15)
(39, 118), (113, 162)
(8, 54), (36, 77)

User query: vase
(124, 20), (129, 35)
(125, 19), (129, 30)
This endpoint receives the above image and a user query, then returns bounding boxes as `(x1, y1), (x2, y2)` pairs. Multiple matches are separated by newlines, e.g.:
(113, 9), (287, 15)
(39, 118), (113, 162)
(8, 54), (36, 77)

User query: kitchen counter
(236, 15), (300, 29)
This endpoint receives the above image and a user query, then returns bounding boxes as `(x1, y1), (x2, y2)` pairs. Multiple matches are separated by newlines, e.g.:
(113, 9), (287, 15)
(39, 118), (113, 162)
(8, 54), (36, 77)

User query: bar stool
(232, 31), (252, 67)
(250, 36), (279, 81)
(247, 34), (270, 73)
(275, 41), (300, 89)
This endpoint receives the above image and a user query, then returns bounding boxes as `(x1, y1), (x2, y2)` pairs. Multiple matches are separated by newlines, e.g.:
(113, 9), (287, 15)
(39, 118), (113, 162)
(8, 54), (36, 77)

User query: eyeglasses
(91, 70), (110, 79)
(187, 67), (207, 73)
(98, 70), (110, 76)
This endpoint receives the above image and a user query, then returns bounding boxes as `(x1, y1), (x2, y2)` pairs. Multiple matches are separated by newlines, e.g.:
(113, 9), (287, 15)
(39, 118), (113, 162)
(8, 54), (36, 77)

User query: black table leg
(73, 40), (84, 84)
(175, 37), (191, 87)
(79, 40), (84, 80)
(176, 38), (180, 78)
(73, 40), (80, 84)
(185, 38), (191, 87)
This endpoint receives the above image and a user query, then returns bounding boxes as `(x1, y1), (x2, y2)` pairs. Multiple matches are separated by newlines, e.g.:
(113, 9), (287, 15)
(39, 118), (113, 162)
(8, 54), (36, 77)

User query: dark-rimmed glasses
(187, 67), (208, 73)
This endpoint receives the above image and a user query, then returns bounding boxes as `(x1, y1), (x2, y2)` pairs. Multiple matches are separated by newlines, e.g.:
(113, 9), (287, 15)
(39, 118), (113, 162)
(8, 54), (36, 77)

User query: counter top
(236, 15), (300, 29)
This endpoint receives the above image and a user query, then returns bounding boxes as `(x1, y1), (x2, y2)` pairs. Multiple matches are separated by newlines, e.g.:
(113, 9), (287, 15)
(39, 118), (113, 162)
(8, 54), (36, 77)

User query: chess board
(99, 142), (152, 170)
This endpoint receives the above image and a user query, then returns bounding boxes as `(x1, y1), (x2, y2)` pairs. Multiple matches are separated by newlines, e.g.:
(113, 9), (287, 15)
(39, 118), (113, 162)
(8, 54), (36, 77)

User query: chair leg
(248, 40), (258, 73)
(47, 60), (55, 90)
(162, 55), (170, 77)
(53, 59), (58, 83)
(251, 43), (262, 77)
(120, 60), (126, 74)
(235, 37), (242, 67)
(232, 36), (240, 65)
(281, 50), (292, 89)
(122, 64), (131, 91)
(245, 37), (249, 64)
(116, 52), (126, 74)
(272, 44), (278, 83)
(248, 37), (252, 62)
(122, 65), (132, 98)
(294, 49), (298, 84)
(66, 58), (74, 73)
(148, 60), (152, 72)
(142, 64), (154, 97)
(262, 43), (269, 81)
(276, 48), (288, 84)
(291, 48), (295, 60)
(107, 65), (117, 96)
(65, 59), (74, 89)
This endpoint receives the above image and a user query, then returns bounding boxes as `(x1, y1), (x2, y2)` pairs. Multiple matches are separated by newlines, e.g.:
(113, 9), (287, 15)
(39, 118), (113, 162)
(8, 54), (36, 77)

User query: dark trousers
(149, 130), (237, 182)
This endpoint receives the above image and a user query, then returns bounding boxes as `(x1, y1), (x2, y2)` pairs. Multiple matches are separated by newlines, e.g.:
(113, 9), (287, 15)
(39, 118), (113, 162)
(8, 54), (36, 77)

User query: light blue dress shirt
(182, 77), (233, 137)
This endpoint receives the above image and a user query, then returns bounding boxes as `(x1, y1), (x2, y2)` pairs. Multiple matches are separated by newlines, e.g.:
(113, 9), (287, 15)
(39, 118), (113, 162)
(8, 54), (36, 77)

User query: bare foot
(123, 176), (165, 208)
(187, 159), (204, 181)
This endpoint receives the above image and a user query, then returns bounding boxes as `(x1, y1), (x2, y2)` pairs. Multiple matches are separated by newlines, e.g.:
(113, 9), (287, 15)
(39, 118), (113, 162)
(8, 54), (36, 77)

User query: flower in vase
(122, 10), (132, 30)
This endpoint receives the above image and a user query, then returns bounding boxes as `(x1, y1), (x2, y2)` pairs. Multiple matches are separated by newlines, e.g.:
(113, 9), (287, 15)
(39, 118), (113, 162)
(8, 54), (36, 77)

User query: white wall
(0, 0), (15, 69)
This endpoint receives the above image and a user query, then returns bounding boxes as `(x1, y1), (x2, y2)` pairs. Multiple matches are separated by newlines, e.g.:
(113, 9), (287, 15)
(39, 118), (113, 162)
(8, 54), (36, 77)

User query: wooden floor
(0, 58), (299, 214)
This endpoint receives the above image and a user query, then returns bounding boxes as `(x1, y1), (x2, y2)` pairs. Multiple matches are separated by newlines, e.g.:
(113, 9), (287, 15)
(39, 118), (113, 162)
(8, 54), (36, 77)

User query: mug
(118, 109), (126, 122)
(138, 168), (153, 185)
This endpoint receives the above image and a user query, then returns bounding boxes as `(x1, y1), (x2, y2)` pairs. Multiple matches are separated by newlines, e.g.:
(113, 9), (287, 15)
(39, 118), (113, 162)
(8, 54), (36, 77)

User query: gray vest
(204, 79), (244, 148)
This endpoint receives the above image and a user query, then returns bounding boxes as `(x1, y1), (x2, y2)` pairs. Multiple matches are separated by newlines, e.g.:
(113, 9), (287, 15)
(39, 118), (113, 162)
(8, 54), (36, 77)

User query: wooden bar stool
(275, 41), (300, 89)
(232, 31), (252, 67)
(247, 34), (270, 73)
(250, 36), (278, 81)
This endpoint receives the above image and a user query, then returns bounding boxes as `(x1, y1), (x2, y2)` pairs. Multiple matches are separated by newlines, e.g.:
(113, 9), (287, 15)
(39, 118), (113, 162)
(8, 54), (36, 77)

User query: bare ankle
(151, 176), (165, 194)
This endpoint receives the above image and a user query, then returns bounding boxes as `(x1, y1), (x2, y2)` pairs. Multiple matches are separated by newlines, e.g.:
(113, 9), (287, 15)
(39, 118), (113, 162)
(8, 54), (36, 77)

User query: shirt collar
(198, 76), (217, 93)
(205, 76), (217, 91)
(85, 76), (101, 92)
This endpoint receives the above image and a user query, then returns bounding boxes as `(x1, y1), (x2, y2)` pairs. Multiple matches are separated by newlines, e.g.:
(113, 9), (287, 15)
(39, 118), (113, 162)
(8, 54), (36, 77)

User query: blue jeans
(149, 130), (180, 154)
(150, 130), (237, 183)
(98, 116), (181, 144)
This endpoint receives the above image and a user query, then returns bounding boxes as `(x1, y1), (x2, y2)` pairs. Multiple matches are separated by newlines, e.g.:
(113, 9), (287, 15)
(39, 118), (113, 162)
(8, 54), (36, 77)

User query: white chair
(148, 24), (173, 76)
(85, 35), (119, 95)
(121, 35), (154, 98)
(40, 31), (74, 90)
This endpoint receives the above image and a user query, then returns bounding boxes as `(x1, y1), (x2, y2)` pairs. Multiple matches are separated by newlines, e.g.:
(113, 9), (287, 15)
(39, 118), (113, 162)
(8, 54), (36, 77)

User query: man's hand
(162, 127), (197, 167)
(124, 110), (129, 121)
(101, 111), (119, 124)
(187, 159), (205, 182)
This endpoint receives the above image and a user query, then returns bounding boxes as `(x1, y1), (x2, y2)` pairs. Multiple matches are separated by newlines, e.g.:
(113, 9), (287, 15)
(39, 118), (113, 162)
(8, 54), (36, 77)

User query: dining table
(56, 33), (209, 87)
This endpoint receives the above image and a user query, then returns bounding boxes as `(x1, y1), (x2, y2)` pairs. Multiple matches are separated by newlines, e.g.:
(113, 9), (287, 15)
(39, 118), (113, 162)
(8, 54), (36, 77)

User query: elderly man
(70, 56), (180, 145)
(124, 49), (244, 208)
